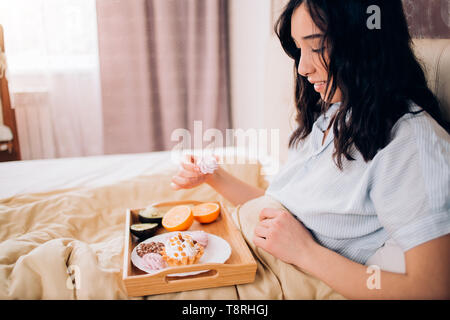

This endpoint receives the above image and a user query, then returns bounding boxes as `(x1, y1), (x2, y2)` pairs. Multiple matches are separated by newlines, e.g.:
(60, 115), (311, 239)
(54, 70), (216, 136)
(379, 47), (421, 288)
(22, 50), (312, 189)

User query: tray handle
(151, 263), (234, 284)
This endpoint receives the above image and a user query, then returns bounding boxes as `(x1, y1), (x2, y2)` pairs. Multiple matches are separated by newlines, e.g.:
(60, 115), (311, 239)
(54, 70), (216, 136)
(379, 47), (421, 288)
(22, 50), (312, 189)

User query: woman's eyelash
(312, 47), (325, 53)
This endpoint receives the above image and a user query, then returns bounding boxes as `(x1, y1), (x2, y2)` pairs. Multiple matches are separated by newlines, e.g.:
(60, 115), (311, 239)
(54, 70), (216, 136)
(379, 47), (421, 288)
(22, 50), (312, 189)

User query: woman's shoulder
(390, 103), (449, 148)
(374, 105), (450, 175)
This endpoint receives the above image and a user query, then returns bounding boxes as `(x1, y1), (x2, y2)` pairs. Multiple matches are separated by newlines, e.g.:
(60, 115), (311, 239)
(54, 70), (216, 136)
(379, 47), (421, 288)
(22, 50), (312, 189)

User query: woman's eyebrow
(291, 33), (323, 46)
(302, 33), (323, 40)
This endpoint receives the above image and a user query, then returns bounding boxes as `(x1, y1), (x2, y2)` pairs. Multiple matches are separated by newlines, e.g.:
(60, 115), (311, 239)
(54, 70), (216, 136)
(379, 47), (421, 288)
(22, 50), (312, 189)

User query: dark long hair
(275, 0), (450, 169)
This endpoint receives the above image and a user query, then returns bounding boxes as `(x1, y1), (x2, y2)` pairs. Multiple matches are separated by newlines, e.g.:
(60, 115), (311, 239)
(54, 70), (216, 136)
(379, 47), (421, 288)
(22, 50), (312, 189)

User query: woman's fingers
(183, 154), (201, 168)
(170, 182), (181, 190)
(181, 160), (200, 173)
(259, 207), (281, 221)
(253, 235), (266, 249)
(171, 175), (192, 187)
(178, 168), (199, 178)
(259, 218), (273, 228)
(254, 225), (269, 238)
(170, 154), (212, 191)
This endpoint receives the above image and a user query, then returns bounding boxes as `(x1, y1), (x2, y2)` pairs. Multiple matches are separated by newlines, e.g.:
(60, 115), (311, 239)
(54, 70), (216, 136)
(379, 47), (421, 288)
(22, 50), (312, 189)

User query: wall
(229, 0), (294, 166)
(403, 0), (450, 38)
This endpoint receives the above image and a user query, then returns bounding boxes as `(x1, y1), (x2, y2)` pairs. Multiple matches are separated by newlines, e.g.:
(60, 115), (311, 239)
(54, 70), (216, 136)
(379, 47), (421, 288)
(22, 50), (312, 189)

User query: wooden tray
(122, 200), (257, 297)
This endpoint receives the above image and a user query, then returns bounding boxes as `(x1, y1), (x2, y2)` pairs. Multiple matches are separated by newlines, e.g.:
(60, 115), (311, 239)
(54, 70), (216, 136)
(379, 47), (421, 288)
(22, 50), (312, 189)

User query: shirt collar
(316, 102), (341, 132)
(310, 102), (341, 155)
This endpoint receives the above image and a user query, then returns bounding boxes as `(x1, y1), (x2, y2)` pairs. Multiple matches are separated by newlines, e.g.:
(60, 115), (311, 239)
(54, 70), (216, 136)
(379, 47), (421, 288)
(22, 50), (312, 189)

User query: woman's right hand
(170, 155), (210, 190)
(171, 154), (265, 205)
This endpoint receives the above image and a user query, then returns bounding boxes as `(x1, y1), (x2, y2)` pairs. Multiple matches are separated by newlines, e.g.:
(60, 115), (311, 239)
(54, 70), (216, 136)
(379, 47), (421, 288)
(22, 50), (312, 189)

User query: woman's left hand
(252, 208), (317, 268)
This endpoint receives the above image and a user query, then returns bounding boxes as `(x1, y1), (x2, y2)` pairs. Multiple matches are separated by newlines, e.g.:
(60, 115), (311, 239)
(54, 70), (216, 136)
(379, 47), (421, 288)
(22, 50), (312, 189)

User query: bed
(0, 149), (344, 299)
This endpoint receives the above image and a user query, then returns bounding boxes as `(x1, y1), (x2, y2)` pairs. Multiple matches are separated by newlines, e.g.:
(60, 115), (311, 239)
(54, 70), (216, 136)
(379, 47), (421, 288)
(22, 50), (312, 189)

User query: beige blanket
(0, 163), (343, 300)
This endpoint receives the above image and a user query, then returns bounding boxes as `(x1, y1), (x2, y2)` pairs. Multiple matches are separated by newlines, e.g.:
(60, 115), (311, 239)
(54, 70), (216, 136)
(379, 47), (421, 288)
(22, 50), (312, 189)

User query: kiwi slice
(130, 223), (159, 240)
(138, 206), (165, 224)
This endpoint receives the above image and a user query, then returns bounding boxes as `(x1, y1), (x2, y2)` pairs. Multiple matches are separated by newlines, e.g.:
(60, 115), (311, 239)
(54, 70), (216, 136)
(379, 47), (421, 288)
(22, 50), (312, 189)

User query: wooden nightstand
(0, 24), (21, 162)
(0, 140), (16, 161)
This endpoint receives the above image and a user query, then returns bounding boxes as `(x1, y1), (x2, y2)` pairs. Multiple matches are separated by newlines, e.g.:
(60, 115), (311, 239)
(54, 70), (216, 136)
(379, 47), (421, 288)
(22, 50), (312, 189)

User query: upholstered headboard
(412, 38), (450, 121)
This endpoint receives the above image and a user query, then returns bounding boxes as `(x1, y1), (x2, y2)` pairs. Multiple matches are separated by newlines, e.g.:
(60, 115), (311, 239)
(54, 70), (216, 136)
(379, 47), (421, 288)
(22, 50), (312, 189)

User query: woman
(171, 0), (450, 299)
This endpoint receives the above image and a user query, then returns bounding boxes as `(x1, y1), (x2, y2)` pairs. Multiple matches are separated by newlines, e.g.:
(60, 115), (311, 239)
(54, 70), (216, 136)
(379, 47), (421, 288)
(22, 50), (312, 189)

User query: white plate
(131, 231), (232, 277)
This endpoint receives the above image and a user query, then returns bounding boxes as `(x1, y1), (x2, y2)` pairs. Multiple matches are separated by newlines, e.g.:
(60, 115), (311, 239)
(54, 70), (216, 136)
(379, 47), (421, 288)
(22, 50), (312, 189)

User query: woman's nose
(297, 53), (314, 77)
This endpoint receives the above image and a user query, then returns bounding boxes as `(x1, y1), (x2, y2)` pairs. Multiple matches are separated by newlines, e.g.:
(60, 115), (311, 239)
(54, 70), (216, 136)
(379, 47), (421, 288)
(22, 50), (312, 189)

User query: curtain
(96, 0), (231, 154)
(0, 0), (103, 160)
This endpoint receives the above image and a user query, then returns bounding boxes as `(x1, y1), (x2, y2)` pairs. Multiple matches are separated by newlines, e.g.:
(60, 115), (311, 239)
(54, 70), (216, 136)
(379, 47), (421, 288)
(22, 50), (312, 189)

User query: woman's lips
(313, 81), (327, 92)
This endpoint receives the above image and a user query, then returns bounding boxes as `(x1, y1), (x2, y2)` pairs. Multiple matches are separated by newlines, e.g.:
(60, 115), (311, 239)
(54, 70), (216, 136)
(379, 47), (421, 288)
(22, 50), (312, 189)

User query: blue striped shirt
(266, 102), (450, 264)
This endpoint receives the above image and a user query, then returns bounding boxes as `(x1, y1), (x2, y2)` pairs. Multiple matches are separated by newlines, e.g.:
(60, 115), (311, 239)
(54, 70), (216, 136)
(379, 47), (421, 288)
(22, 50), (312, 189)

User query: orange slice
(192, 202), (220, 224)
(162, 205), (194, 231)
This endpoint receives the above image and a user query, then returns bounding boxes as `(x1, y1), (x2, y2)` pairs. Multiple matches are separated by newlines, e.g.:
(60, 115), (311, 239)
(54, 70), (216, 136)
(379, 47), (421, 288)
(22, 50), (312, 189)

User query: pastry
(160, 232), (204, 266)
(191, 231), (209, 248)
(142, 253), (167, 270)
(136, 241), (165, 258)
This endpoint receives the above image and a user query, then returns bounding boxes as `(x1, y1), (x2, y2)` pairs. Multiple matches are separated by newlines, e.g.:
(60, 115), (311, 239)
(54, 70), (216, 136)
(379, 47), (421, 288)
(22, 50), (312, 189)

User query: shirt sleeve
(369, 113), (450, 252)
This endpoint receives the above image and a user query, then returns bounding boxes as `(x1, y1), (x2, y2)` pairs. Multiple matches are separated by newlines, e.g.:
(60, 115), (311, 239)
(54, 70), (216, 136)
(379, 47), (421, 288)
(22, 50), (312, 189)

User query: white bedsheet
(0, 152), (176, 199)
(0, 148), (277, 199)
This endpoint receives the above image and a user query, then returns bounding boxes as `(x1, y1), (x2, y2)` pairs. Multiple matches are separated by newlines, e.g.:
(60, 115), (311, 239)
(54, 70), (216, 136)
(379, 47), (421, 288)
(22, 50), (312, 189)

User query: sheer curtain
(0, 0), (103, 159)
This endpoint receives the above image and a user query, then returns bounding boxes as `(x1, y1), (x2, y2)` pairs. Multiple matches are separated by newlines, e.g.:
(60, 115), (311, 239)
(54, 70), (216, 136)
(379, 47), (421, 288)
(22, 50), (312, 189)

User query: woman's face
(291, 4), (342, 104)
